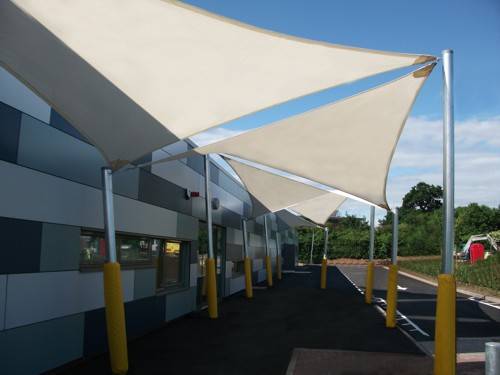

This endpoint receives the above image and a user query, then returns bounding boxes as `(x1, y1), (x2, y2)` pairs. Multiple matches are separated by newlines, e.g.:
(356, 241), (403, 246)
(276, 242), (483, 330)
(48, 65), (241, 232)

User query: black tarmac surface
(337, 264), (500, 355)
(50, 266), (425, 375)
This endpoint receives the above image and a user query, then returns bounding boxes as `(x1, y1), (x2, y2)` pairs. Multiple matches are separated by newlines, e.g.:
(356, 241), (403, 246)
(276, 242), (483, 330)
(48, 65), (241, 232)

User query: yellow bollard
(276, 255), (282, 280)
(244, 257), (253, 299)
(206, 257), (218, 319)
(385, 264), (398, 328)
(265, 255), (273, 287)
(365, 261), (374, 304)
(320, 258), (327, 289)
(103, 262), (128, 375)
(434, 274), (456, 375)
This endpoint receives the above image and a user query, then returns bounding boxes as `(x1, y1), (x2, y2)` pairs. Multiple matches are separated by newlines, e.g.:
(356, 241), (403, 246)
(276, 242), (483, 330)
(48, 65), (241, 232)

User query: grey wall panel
(229, 275), (245, 295)
(224, 277), (230, 297)
(0, 161), (177, 239)
(0, 101), (21, 163)
(191, 197), (206, 220)
(165, 287), (196, 321)
(18, 114), (105, 187)
(152, 150), (204, 194)
(0, 313), (84, 375)
(218, 170), (251, 205)
(210, 162), (219, 185)
(226, 227), (243, 246)
(176, 213), (199, 241)
(189, 263), (198, 287)
(0, 275), (6, 331)
(0, 217), (42, 274)
(190, 241), (199, 263)
(221, 208), (242, 230)
(211, 183), (244, 216)
(138, 170), (192, 216)
(112, 167), (140, 200)
(134, 268), (157, 300)
(187, 154), (204, 176)
(125, 296), (166, 340)
(40, 223), (80, 272)
(49, 110), (88, 142)
(0, 67), (51, 123)
(5, 270), (134, 329)
(227, 244), (243, 262)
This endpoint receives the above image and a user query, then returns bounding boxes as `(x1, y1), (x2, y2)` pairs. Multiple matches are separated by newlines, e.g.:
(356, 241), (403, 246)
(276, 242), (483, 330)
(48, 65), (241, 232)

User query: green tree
(455, 203), (500, 245)
(402, 182), (443, 212)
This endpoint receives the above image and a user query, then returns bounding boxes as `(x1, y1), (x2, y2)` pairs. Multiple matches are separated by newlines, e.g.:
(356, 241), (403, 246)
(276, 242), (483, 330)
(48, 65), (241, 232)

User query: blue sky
(187, 0), (500, 221)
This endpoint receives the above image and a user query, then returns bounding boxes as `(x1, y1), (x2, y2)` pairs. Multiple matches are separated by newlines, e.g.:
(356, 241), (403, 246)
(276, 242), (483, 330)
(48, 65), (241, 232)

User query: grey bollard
(486, 342), (500, 375)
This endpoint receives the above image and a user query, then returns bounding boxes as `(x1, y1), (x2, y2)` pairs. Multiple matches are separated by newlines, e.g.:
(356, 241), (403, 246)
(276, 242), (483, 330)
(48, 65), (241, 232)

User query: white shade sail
(167, 64), (435, 208)
(290, 194), (346, 225)
(0, 0), (434, 169)
(224, 157), (328, 218)
(276, 210), (317, 229)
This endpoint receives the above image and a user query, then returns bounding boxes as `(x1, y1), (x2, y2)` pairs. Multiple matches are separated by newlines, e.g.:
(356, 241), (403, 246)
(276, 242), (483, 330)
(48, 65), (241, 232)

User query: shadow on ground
(49, 266), (425, 375)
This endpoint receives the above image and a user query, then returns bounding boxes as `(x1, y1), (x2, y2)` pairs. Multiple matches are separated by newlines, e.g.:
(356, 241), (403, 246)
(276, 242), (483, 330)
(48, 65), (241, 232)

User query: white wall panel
(253, 258), (263, 271)
(5, 270), (134, 329)
(189, 263), (198, 287)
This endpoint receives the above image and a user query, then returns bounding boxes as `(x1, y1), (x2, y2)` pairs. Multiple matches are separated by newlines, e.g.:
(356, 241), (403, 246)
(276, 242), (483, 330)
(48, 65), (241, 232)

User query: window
(80, 232), (106, 265)
(117, 236), (151, 264)
(156, 241), (183, 288)
(80, 230), (188, 290)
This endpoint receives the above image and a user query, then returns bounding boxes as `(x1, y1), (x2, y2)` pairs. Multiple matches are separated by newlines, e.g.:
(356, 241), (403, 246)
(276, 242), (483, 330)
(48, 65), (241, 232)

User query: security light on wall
(212, 198), (220, 210)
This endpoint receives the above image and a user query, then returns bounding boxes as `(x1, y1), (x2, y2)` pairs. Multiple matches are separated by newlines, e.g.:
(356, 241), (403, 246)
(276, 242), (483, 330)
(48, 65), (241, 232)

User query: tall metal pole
(323, 227), (329, 258)
(264, 214), (273, 287)
(309, 230), (315, 264)
(391, 208), (398, 265)
(442, 49), (455, 274)
(242, 217), (253, 298)
(434, 49), (456, 375)
(264, 215), (270, 257)
(204, 155), (215, 260)
(101, 167), (128, 373)
(102, 168), (117, 263)
(369, 206), (375, 261)
(204, 155), (218, 318)
(242, 218), (249, 258)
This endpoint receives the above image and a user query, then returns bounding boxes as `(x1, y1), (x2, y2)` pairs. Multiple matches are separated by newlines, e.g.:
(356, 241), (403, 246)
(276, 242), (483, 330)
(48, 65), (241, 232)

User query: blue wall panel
(0, 101), (21, 163)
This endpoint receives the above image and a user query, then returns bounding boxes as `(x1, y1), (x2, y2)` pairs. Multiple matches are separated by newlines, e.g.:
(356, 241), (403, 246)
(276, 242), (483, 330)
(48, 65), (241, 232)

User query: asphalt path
(337, 264), (500, 355)
(51, 265), (425, 375)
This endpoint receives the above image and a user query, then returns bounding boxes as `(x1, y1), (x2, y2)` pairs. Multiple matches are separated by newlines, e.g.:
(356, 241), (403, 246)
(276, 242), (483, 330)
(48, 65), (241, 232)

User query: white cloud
(386, 116), (500, 209)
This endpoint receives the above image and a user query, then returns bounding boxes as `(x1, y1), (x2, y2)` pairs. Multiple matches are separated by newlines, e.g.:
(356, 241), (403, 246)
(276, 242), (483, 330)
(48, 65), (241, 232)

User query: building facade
(0, 67), (298, 374)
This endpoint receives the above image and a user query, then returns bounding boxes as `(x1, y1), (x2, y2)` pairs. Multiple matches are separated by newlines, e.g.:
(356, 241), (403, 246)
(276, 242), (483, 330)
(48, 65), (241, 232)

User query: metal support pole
(434, 49), (456, 375)
(101, 167), (128, 374)
(205, 156), (215, 261)
(323, 227), (329, 258)
(369, 206), (375, 261)
(365, 205), (376, 304)
(391, 208), (398, 265)
(242, 218), (253, 299)
(276, 232), (282, 280)
(102, 168), (117, 263)
(309, 230), (315, 264)
(442, 49), (455, 275)
(204, 155), (218, 318)
(264, 215), (273, 287)
(486, 342), (500, 375)
(320, 227), (329, 289)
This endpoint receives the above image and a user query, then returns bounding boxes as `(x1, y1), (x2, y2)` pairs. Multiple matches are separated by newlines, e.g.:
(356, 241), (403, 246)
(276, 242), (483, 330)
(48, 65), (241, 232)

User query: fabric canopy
(290, 193), (346, 225)
(166, 64), (435, 208)
(0, 0), (434, 169)
(276, 210), (317, 229)
(224, 157), (328, 218)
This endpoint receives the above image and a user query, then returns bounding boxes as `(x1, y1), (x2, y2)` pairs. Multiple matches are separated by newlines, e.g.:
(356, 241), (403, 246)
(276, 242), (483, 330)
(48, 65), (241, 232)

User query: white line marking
(336, 266), (430, 337)
(397, 285), (408, 291)
(468, 297), (500, 311)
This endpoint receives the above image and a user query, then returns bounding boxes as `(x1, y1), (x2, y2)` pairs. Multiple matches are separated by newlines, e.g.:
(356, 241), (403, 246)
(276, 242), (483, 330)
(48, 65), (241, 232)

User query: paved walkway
(50, 266), (425, 375)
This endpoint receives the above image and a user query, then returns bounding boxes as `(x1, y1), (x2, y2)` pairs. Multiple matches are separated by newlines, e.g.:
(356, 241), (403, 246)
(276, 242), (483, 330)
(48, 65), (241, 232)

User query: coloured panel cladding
(0, 101), (21, 163)
(0, 216), (42, 274)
